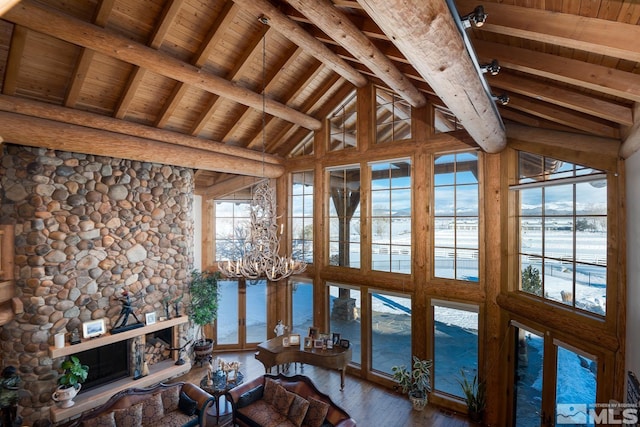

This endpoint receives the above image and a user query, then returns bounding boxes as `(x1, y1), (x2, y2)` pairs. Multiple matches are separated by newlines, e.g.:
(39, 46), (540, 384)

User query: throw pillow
(179, 390), (198, 416)
(237, 384), (264, 408)
(287, 392), (310, 427)
(272, 383), (295, 415)
(302, 396), (330, 427)
(114, 402), (143, 427)
(263, 377), (279, 405)
(161, 386), (180, 413)
(90, 411), (115, 427)
(141, 392), (165, 424)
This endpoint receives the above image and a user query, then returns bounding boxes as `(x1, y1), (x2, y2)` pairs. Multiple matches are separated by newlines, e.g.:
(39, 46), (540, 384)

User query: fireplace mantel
(49, 316), (189, 359)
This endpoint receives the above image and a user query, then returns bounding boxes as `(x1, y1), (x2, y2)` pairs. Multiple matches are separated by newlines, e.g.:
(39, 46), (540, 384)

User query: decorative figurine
(274, 320), (288, 337)
(70, 328), (81, 345)
(112, 289), (143, 333)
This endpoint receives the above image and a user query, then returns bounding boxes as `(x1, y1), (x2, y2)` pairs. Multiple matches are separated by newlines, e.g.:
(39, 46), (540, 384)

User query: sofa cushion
(161, 386), (180, 413)
(287, 392), (310, 426)
(263, 377), (279, 405)
(302, 396), (330, 427)
(90, 411), (115, 427)
(141, 392), (165, 425)
(272, 383), (295, 415)
(237, 384), (264, 408)
(238, 400), (290, 427)
(178, 390), (198, 416)
(159, 408), (197, 427)
(113, 401), (143, 427)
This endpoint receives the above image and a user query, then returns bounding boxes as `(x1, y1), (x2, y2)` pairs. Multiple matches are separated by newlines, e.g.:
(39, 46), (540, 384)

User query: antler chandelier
(218, 180), (307, 281)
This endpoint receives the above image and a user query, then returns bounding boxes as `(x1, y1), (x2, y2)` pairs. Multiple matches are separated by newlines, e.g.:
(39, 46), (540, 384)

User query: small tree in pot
(458, 370), (486, 423)
(391, 356), (432, 411)
(187, 269), (220, 365)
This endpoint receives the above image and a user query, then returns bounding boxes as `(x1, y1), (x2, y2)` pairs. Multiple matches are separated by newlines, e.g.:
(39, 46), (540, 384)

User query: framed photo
(340, 339), (350, 349)
(289, 334), (301, 346)
(326, 339), (333, 349)
(145, 312), (156, 325)
(332, 332), (341, 345)
(313, 339), (324, 349)
(82, 318), (106, 339)
(282, 336), (290, 346)
(308, 327), (318, 339)
(304, 337), (312, 349)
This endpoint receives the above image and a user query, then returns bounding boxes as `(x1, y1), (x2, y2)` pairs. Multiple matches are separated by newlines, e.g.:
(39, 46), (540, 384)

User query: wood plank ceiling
(0, 0), (639, 189)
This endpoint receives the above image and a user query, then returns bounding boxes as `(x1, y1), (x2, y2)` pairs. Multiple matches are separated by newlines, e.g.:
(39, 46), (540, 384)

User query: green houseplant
(458, 370), (486, 423)
(52, 356), (89, 408)
(391, 356), (432, 411)
(187, 269), (221, 365)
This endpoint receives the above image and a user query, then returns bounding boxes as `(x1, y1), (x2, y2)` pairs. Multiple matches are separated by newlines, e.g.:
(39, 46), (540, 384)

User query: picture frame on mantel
(145, 312), (156, 325)
(82, 318), (106, 339)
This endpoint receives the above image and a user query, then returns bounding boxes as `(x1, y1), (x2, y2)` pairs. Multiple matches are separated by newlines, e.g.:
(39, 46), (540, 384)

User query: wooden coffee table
(200, 371), (244, 425)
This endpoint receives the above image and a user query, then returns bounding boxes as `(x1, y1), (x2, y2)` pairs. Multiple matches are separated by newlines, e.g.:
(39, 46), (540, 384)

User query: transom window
(328, 91), (357, 152)
(375, 87), (411, 144)
(370, 160), (411, 273)
(433, 151), (479, 281)
(512, 152), (607, 316)
(214, 196), (251, 262)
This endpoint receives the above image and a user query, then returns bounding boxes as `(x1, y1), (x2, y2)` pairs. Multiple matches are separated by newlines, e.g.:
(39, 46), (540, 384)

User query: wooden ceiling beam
(475, 40), (640, 103)
(4, 0), (321, 130)
(505, 93), (619, 139)
(356, 0), (506, 153)
(198, 175), (266, 200)
(0, 111), (285, 177)
(232, 0), (366, 88)
(285, 0), (426, 108)
(0, 95), (283, 166)
(501, 112), (585, 135)
(456, 0), (640, 63)
(0, 0), (19, 16)
(620, 103), (640, 159)
(2, 24), (27, 96)
(487, 72), (633, 126)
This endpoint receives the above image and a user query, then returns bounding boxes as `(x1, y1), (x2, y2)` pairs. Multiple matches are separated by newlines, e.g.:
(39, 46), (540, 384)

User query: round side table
(200, 370), (244, 425)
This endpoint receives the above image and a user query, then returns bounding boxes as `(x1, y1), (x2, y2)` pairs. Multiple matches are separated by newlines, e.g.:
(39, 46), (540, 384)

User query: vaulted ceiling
(0, 0), (639, 188)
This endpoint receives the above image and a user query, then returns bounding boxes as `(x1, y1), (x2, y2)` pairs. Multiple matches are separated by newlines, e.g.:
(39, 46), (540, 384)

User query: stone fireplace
(0, 145), (195, 425)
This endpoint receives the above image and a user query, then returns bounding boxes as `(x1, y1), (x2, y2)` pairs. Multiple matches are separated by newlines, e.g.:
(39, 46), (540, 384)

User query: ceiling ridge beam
(285, 0), (426, 108)
(456, 0), (640, 63)
(4, 0), (321, 130)
(0, 94), (283, 166)
(232, 0), (367, 88)
(356, 0), (506, 153)
(475, 40), (640, 103)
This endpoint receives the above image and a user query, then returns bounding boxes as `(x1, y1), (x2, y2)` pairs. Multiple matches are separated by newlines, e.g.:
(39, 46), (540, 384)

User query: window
(289, 130), (314, 158)
(327, 166), (361, 268)
(292, 280), (314, 334)
(432, 300), (479, 398)
(433, 151), (479, 281)
(513, 152), (607, 316)
(370, 160), (411, 273)
(291, 171), (314, 264)
(329, 283), (361, 365)
(371, 291), (411, 374)
(433, 105), (464, 134)
(375, 87), (411, 144)
(328, 91), (357, 152)
(214, 197), (251, 262)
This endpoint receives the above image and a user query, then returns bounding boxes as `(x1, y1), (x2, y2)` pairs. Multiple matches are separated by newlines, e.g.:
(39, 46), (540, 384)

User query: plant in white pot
(187, 269), (220, 366)
(52, 356), (89, 408)
(391, 356), (432, 411)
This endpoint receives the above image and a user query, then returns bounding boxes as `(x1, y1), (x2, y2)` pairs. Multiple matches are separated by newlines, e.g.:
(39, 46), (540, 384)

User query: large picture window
(291, 171), (314, 264)
(433, 151), (479, 281)
(513, 152), (607, 316)
(370, 160), (411, 273)
(371, 291), (411, 374)
(214, 198), (251, 262)
(329, 284), (361, 365)
(327, 166), (361, 268)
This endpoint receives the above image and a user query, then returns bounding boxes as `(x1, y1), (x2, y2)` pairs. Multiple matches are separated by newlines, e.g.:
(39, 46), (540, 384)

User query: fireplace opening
(75, 340), (129, 392)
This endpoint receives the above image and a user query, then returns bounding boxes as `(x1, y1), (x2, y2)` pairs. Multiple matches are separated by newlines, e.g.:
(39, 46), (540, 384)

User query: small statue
(0, 366), (20, 427)
(112, 289), (142, 330)
(274, 320), (288, 337)
(70, 328), (81, 345)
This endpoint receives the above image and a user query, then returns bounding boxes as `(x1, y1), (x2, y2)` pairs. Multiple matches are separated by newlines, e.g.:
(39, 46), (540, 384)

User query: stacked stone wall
(0, 144), (195, 424)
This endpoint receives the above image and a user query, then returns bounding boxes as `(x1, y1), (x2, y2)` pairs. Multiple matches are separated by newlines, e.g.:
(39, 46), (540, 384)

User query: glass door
(216, 279), (267, 349)
(512, 325), (545, 427)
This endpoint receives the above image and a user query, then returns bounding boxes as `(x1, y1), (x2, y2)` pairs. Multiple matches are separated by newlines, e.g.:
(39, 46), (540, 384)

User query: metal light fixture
(480, 59), (501, 76)
(218, 18), (307, 282)
(461, 5), (487, 28)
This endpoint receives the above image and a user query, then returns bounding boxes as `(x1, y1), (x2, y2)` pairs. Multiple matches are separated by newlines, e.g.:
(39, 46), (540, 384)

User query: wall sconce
(492, 94), (509, 105)
(480, 59), (500, 76)
(461, 5), (487, 28)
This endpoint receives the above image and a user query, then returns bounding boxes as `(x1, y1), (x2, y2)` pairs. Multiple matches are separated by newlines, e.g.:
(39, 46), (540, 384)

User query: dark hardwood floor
(174, 350), (473, 427)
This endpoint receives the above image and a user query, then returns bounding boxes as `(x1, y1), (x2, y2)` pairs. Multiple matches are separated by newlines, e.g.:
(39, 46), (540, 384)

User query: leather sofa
(226, 373), (356, 427)
(70, 382), (213, 427)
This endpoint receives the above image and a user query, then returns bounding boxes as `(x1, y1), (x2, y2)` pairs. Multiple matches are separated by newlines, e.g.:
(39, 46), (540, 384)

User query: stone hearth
(0, 145), (195, 425)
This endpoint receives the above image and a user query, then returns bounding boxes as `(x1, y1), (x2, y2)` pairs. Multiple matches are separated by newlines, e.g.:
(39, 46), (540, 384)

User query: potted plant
(187, 269), (221, 365)
(458, 370), (486, 423)
(391, 356), (432, 411)
(52, 356), (89, 408)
